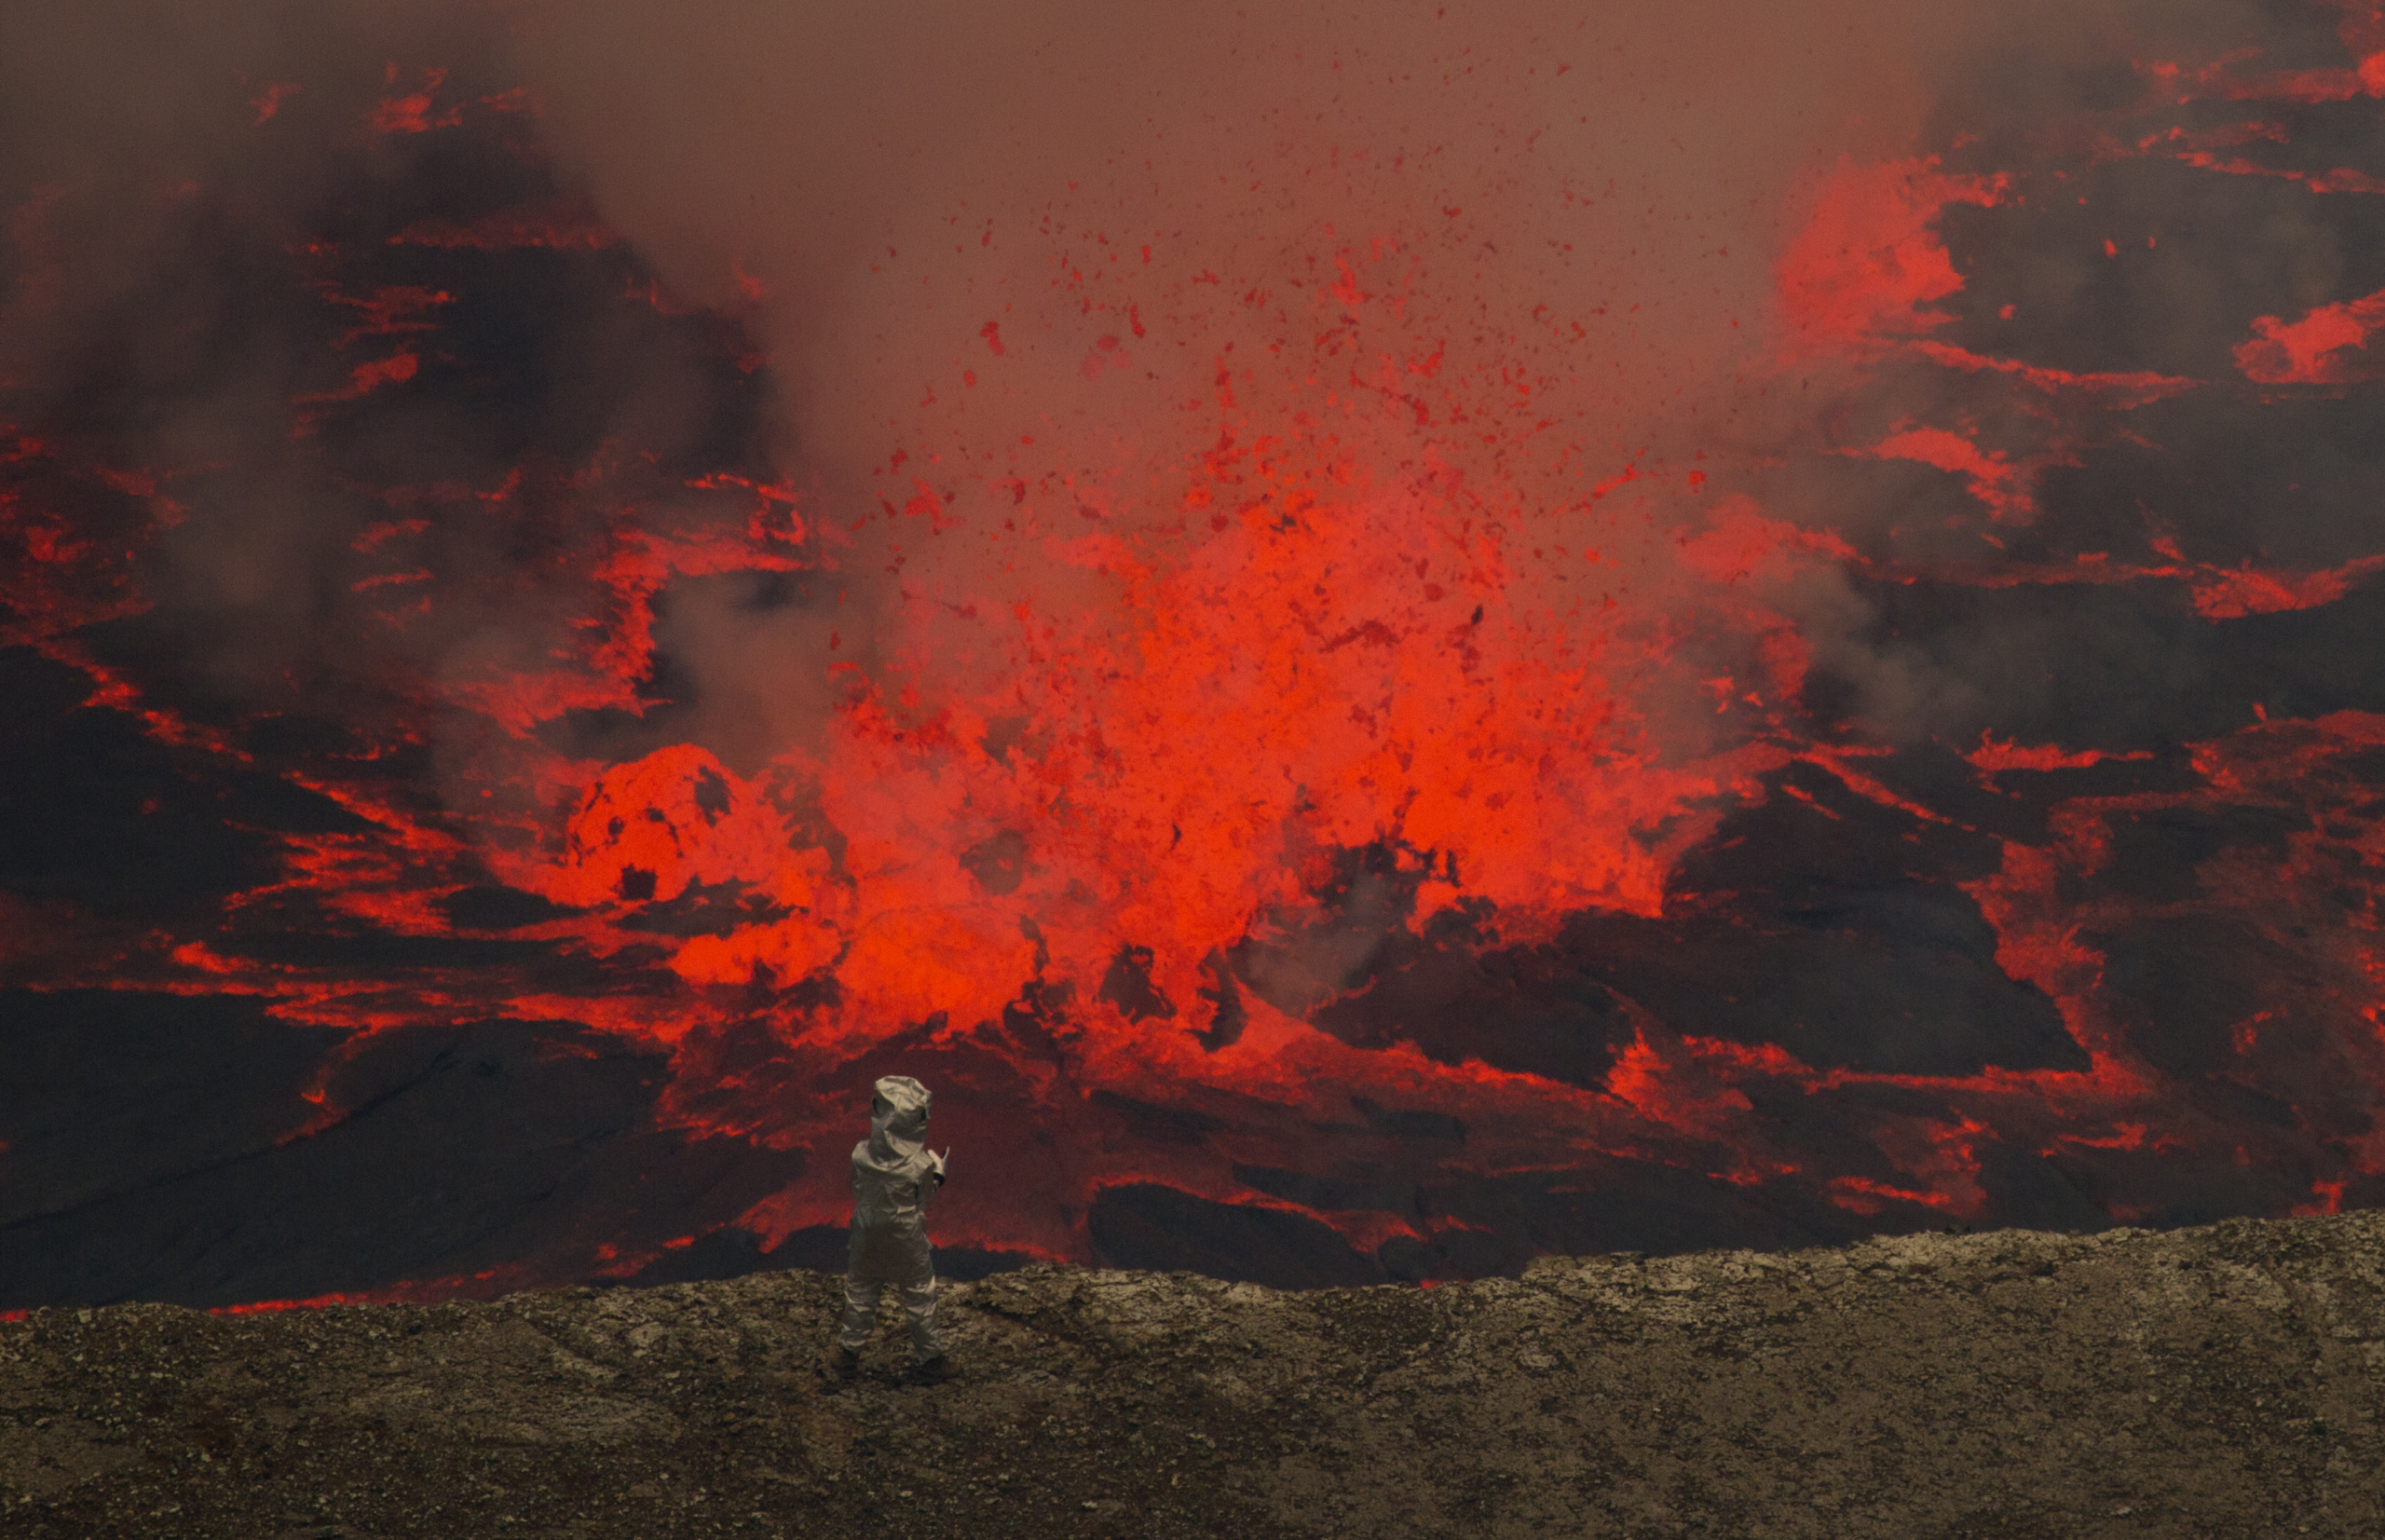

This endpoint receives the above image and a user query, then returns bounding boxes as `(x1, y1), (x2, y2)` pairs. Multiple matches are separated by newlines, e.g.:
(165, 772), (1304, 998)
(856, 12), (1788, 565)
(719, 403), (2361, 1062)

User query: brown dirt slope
(3, 1209), (2382, 1538)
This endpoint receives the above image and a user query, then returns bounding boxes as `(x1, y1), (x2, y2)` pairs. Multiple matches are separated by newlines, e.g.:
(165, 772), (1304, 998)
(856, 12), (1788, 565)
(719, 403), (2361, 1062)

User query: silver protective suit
(835, 1075), (949, 1362)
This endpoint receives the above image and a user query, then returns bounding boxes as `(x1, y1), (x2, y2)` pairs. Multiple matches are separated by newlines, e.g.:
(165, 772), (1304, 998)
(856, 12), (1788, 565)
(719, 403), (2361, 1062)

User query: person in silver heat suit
(825, 1075), (952, 1381)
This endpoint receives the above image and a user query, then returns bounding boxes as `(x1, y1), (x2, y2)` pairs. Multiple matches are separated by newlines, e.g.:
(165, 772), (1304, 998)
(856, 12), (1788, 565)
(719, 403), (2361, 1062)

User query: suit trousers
(836, 1272), (944, 1360)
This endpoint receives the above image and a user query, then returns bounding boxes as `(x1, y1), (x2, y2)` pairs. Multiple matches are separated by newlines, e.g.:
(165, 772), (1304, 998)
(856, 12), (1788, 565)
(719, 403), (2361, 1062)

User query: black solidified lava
(0, 1004), (801, 1312)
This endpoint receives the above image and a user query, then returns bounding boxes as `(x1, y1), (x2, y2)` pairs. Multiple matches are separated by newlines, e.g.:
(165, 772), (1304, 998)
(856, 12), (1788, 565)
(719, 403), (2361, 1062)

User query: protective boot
(823, 1342), (860, 1380)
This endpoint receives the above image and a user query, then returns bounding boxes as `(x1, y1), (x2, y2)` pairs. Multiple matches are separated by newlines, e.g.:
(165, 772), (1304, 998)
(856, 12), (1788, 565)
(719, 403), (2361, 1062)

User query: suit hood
(863, 1075), (933, 1168)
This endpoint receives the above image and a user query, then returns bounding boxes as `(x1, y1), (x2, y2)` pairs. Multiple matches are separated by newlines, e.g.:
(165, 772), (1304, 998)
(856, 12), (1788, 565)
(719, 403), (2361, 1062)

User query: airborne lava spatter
(6, 3), (2385, 1308)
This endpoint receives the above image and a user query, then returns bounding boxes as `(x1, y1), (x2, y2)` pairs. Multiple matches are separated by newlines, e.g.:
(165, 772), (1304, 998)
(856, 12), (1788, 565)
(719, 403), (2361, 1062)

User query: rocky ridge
(4, 1209), (2383, 1537)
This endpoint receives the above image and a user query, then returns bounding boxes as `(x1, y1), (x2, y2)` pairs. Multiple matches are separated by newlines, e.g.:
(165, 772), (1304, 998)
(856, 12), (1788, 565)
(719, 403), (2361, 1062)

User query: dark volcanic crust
(3, 1211), (2382, 1538)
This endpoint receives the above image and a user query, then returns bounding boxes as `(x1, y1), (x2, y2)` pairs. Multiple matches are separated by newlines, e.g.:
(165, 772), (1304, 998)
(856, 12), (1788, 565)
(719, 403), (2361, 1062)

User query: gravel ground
(4, 1208), (2382, 1538)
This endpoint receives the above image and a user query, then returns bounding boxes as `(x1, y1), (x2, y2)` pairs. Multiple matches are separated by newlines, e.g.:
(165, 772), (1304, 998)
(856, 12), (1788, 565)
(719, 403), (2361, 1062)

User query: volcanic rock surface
(4, 1209), (2380, 1539)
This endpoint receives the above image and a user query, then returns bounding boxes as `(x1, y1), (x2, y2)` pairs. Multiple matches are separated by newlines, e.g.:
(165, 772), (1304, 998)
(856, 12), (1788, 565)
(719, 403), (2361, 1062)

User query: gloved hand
(931, 1148), (950, 1187)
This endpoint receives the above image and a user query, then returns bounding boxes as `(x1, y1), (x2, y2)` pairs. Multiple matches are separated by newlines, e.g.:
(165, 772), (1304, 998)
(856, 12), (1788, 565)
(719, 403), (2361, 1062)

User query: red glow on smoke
(1776, 158), (2004, 352)
(330, 352), (418, 399)
(2236, 287), (2385, 385)
(1909, 341), (2201, 408)
(1850, 427), (2035, 523)
(2187, 555), (2385, 619)
(249, 81), (299, 126)
(1967, 735), (2152, 774)
(373, 67), (463, 136)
